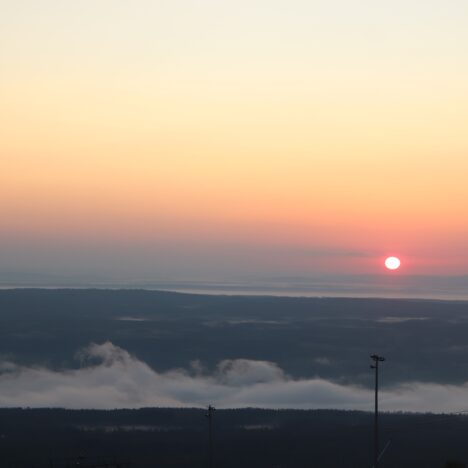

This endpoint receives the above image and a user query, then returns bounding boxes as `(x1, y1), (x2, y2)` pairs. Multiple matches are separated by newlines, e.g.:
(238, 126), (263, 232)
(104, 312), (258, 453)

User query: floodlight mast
(370, 354), (385, 468)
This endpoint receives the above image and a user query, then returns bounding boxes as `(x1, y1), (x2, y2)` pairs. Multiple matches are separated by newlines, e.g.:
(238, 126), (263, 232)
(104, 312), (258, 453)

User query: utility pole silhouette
(370, 354), (385, 468)
(206, 405), (215, 468)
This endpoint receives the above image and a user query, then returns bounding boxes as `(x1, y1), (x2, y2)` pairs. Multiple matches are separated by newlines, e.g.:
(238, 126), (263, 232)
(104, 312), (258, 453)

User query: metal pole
(206, 405), (215, 468)
(370, 354), (385, 468)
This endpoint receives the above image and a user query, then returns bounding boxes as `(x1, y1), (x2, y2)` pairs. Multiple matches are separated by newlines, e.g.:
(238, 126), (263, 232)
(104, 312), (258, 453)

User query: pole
(370, 354), (385, 468)
(206, 405), (215, 468)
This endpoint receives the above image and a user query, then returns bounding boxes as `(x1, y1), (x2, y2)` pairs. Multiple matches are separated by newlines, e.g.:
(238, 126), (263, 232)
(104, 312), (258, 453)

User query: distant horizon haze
(1, 274), (468, 301)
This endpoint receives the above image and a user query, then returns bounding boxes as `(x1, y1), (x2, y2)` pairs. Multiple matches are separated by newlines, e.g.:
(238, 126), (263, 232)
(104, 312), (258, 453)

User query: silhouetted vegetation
(0, 408), (468, 467)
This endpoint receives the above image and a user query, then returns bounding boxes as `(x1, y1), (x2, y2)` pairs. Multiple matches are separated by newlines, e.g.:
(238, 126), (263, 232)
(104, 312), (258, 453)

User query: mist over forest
(1, 289), (468, 466)
(1, 289), (468, 412)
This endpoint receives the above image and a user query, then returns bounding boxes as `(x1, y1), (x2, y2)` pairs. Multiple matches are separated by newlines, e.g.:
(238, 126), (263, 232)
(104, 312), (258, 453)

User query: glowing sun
(385, 256), (401, 270)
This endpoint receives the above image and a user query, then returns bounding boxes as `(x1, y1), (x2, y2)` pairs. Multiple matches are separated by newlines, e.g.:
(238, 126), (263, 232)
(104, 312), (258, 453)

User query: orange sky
(1, 1), (468, 281)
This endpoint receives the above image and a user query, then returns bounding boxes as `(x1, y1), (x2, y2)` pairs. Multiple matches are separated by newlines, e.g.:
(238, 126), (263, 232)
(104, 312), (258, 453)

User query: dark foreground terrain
(1, 291), (468, 466)
(0, 408), (467, 467)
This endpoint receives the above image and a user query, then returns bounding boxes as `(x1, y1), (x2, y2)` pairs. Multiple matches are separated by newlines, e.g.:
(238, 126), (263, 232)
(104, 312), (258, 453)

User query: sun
(385, 256), (401, 270)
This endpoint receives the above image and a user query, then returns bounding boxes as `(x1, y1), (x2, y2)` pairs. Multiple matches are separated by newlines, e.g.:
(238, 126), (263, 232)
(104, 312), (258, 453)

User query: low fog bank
(1, 342), (467, 413)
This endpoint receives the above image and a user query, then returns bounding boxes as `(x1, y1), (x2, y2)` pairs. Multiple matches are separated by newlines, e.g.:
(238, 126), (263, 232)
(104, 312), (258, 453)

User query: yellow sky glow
(1, 0), (468, 277)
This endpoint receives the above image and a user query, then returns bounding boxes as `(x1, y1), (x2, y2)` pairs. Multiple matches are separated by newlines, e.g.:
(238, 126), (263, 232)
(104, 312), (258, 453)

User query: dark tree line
(0, 408), (468, 467)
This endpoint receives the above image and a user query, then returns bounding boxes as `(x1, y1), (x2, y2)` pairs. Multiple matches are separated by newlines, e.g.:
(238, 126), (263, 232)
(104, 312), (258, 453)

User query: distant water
(1, 275), (467, 301)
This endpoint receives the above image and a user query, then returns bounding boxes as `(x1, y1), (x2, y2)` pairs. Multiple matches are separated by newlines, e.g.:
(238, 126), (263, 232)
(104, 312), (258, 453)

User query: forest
(0, 408), (467, 467)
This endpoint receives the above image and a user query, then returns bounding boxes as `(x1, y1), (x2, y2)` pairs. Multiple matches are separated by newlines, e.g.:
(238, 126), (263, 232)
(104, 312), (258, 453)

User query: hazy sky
(1, 1), (468, 282)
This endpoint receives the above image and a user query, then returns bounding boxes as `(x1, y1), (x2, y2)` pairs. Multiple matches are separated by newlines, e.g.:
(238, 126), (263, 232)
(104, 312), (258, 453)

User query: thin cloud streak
(0, 342), (467, 413)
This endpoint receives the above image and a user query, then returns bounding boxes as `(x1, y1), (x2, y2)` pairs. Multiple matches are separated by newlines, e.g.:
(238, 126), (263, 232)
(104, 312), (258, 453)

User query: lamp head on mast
(370, 354), (385, 368)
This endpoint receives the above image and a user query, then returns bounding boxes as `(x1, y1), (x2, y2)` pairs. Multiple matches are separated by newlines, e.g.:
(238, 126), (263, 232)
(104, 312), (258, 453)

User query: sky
(1, 1), (468, 285)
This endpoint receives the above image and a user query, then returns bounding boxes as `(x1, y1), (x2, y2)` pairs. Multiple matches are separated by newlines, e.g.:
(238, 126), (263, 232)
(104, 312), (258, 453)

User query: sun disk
(385, 257), (401, 270)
